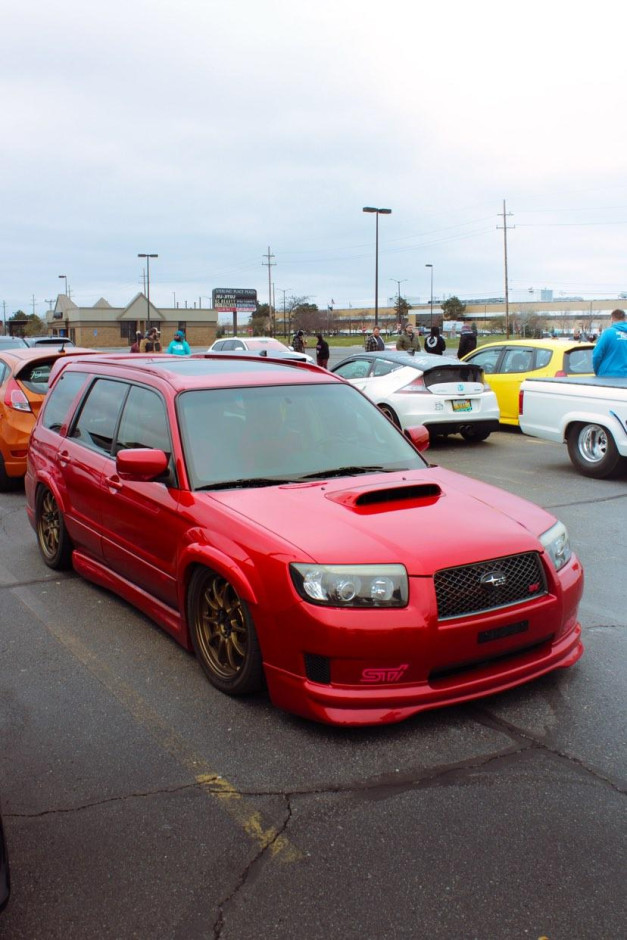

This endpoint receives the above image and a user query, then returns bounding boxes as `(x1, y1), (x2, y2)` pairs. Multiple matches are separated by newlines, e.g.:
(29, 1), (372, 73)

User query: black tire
(35, 487), (73, 569)
(460, 427), (491, 442)
(566, 422), (626, 479)
(187, 567), (264, 695)
(0, 454), (20, 492)
(378, 404), (400, 427)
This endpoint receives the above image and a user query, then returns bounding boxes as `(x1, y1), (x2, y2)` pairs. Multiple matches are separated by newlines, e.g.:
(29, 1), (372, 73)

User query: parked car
(520, 374), (627, 478)
(0, 346), (93, 489)
(0, 336), (28, 349)
(332, 350), (499, 441)
(0, 805), (9, 912)
(24, 352), (583, 725)
(24, 336), (75, 348)
(461, 339), (594, 426)
(208, 336), (314, 364)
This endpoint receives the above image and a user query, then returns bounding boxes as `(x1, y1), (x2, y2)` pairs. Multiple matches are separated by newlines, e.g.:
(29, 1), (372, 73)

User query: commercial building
(45, 292), (219, 348)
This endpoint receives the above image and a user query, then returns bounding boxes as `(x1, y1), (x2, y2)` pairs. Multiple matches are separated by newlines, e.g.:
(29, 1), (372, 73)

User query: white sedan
(332, 350), (500, 441)
(208, 336), (314, 364)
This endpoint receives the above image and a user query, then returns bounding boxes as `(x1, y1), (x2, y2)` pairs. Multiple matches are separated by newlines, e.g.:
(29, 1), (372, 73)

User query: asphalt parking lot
(0, 417), (625, 938)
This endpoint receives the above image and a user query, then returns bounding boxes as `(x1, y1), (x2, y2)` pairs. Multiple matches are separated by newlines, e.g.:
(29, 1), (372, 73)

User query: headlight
(290, 563), (408, 607)
(540, 521), (572, 572)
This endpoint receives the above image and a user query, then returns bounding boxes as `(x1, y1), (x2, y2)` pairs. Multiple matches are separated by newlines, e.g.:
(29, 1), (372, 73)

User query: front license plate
(478, 620), (529, 644)
(452, 399), (472, 412)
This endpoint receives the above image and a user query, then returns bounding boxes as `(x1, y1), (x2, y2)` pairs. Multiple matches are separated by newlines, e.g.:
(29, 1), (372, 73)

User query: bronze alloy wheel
(187, 567), (263, 695)
(36, 487), (73, 569)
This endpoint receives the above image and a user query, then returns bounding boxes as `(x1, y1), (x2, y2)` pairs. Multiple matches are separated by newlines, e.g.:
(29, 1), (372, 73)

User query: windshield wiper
(297, 465), (400, 480)
(197, 477), (297, 490)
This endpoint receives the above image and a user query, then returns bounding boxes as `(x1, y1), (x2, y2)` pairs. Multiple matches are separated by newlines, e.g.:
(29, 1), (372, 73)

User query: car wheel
(460, 427), (491, 442)
(0, 455), (16, 491)
(378, 404), (400, 427)
(187, 567), (264, 695)
(35, 487), (73, 569)
(566, 422), (626, 478)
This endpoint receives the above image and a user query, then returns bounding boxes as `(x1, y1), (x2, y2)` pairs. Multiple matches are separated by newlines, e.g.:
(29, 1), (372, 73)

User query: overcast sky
(2, 0), (626, 319)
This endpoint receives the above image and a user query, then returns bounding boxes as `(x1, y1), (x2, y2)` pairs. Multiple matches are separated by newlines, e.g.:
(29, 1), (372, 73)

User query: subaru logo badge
(480, 571), (507, 590)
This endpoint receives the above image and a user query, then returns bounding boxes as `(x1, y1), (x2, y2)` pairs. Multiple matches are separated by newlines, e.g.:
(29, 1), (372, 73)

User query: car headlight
(290, 563), (408, 607)
(540, 521), (572, 572)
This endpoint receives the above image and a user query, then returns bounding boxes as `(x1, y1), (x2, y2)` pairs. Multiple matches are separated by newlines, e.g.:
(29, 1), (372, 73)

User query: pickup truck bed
(519, 375), (627, 478)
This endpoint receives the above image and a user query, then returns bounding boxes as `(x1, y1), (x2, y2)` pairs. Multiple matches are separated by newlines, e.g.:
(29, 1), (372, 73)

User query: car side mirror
(116, 448), (169, 481)
(404, 425), (430, 452)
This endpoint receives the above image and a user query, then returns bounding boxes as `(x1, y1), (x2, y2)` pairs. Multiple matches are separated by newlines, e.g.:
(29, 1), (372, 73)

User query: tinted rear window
(564, 347), (593, 374)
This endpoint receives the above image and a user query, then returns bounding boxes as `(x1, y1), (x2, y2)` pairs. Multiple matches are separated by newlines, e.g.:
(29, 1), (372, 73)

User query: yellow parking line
(14, 587), (303, 864)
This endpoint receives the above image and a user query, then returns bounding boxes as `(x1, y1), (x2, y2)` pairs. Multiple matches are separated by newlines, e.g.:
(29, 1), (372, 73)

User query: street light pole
(425, 264), (434, 326)
(138, 253), (158, 331)
(363, 207), (392, 326)
(390, 278), (407, 328)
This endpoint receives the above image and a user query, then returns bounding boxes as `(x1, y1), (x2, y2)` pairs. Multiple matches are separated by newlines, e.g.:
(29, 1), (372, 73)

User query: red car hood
(208, 467), (556, 574)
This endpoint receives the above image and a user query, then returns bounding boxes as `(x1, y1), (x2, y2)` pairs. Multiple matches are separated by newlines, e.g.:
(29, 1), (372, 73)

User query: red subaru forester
(25, 353), (584, 725)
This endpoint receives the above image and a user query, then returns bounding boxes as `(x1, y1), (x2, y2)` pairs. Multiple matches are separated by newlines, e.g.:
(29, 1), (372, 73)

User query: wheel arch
(178, 545), (260, 638)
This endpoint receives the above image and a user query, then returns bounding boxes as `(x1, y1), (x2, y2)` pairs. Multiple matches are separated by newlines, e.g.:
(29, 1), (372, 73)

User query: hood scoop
(327, 482), (442, 514)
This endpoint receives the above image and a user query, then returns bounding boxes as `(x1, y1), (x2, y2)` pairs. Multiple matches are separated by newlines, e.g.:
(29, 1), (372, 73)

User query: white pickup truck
(519, 375), (627, 478)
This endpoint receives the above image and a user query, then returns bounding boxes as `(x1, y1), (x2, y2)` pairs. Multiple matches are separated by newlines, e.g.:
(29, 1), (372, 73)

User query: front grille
(434, 552), (547, 620)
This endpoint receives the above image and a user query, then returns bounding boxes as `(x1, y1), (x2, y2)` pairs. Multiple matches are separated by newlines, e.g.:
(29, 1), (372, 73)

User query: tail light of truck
(518, 388), (524, 415)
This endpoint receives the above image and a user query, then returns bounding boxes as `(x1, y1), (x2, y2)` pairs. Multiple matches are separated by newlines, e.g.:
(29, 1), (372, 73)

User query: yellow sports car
(461, 338), (594, 425)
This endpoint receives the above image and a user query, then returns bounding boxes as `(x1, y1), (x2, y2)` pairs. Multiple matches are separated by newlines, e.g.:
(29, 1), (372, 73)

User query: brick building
(46, 292), (218, 348)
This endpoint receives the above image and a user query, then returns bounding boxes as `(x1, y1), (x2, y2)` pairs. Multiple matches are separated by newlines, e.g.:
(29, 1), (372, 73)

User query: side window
(212, 341), (225, 351)
(70, 379), (129, 455)
(373, 358), (402, 377)
(41, 371), (88, 433)
(501, 348), (534, 373)
(565, 348), (593, 375)
(116, 386), (171, 453)
(467, 347), (502, 374)
(534, 348), (552, 370)
(0, 363), (8, 385)
(334, 359), (371, 380)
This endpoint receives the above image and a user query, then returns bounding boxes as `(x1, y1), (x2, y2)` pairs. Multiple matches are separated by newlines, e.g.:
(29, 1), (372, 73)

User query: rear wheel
(187, 567), (264, 695)
(566, 422), (626, 478)
(378, 404), (400, 427)
(460, 427), (491, 442)
(36, 487), (73, 569)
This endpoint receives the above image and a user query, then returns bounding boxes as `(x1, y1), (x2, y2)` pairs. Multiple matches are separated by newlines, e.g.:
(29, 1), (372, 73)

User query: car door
(58, 377), (130, 559)
(99, 384), (184, 609)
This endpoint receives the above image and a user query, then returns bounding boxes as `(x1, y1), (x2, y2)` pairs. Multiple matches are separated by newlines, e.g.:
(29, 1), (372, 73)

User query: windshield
(177, 382), (426, 490)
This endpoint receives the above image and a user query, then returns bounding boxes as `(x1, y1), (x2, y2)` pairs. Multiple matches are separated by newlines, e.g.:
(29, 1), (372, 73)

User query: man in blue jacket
(592, 309), (627, 377)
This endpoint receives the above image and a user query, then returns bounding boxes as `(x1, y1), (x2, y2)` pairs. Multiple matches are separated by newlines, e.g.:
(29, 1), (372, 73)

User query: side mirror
(116, 448), (169, 481)
(404, 425), (430, 453)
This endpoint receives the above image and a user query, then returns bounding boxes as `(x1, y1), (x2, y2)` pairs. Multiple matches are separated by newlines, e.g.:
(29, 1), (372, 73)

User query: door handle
(106, 475), (123, 493)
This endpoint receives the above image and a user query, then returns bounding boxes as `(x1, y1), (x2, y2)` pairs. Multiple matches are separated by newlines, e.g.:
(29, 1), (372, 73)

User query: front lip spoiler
(264, 624), (583, 726)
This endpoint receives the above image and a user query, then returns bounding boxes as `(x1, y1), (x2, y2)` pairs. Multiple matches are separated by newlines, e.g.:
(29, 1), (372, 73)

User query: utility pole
(262, 246), (276, 335)
(32, 295), (37, 316)
(497, 200), (514, 338)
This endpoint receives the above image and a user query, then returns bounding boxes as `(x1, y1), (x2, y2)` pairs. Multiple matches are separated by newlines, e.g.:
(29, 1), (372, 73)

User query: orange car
(0, 346), (91, 489)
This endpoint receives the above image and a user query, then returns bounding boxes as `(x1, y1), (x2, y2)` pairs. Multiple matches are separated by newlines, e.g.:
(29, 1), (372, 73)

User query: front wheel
(36, 487), (73, 569)
(566, 423), (626, 478)
(460, 427), (491, 443)
(187, 567), (264, 695)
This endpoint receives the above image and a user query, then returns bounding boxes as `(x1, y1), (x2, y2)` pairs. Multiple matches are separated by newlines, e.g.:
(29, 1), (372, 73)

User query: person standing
(365, 326), (385, 351)
(315, 333), (330, 368)
(130, 331), (142, 353)
(166, 331), (191, 356)
(592, 309), (627, 376)
(425, 325), (446, 355)
(396, 324), (420, 353)
(457, 323), (477, 359)
(292, 330), (306, 353)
